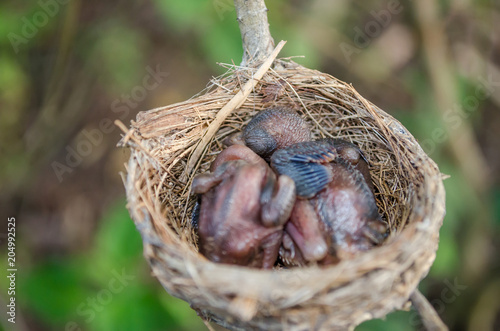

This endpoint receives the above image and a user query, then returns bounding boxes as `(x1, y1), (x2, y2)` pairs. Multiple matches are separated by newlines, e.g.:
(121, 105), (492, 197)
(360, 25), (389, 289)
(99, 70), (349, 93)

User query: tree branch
(234, 0), (275, 66)
(410, 289), (449, 331)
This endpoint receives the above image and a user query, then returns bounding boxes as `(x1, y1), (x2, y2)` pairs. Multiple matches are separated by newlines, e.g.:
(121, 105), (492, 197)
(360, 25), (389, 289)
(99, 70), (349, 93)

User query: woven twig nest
(120, 58), (445, 330)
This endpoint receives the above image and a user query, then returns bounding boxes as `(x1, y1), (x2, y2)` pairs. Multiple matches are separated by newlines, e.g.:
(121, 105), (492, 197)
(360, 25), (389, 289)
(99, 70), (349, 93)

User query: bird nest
(119, 58), (445, 330)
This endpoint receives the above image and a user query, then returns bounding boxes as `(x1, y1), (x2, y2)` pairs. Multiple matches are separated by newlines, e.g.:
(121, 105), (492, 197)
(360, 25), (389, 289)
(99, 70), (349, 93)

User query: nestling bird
(272, 139), (387, 265)
(239, 108), (387, 265)
(191, 144), (296, 269)
(226, 108), (312, 161)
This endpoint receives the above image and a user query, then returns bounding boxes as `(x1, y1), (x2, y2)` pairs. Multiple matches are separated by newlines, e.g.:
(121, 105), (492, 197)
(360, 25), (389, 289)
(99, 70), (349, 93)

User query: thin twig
(410, 289), (449, 331)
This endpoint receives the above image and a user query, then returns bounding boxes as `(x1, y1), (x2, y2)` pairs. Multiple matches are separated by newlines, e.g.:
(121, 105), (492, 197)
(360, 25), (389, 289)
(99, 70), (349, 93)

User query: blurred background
(1, 0), (499, 330)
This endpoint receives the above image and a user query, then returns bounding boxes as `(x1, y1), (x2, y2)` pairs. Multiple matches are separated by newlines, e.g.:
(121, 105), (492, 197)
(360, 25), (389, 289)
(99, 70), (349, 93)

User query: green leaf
(18, 259), (90, 326)
(89, 284), (182, 331)
(430, 229), (460, 278)
(356, 310), (415, 331)
(88, 199), (144, 284)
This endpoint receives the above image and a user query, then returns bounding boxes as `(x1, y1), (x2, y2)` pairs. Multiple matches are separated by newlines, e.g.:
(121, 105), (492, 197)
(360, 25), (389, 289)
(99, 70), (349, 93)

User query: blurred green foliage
(9, 201), (204, 331)
(1, 0), (498, 330)
(86, 22), (146, 94)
